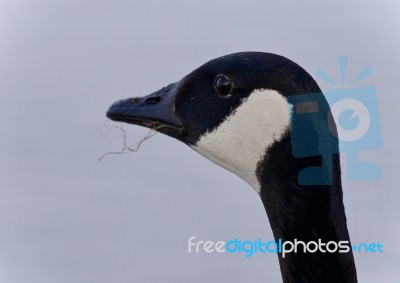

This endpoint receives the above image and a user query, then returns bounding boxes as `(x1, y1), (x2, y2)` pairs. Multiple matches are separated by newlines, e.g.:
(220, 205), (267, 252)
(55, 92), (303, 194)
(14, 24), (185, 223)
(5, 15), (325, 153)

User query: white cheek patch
(191, 89), (290, 193)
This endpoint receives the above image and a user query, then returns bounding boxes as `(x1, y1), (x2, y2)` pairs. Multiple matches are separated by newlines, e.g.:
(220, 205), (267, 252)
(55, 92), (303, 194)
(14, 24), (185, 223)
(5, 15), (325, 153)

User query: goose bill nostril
(144, 96), (162, 105)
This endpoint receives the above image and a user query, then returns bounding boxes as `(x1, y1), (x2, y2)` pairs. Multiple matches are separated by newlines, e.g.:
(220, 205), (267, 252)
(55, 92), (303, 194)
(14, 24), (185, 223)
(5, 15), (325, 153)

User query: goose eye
(214, 75), (233, 97)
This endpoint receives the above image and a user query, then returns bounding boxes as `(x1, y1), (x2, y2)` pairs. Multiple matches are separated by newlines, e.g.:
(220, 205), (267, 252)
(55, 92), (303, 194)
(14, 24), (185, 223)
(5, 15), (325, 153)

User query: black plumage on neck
(255, 60), (358, 282)
(258, 133), (357, 283)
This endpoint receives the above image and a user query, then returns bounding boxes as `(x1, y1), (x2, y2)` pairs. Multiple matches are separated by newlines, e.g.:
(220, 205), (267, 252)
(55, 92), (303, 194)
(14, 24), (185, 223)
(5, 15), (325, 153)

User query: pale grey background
(1, 1), (399, 282)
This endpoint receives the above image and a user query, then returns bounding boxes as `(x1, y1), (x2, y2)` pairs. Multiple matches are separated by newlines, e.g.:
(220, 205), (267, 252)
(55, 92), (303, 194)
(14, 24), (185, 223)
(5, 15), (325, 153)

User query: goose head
(107, 52), (328, 192)
(106, 52), (357, 283)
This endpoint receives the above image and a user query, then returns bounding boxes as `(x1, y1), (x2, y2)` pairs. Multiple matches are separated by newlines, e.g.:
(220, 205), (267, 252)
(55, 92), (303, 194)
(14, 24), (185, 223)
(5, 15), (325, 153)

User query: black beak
(106, 81), (184, 138)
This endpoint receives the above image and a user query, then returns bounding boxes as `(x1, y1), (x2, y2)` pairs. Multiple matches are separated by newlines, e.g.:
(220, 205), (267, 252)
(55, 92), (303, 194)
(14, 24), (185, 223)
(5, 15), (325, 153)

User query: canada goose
(106, 52), (357, 283)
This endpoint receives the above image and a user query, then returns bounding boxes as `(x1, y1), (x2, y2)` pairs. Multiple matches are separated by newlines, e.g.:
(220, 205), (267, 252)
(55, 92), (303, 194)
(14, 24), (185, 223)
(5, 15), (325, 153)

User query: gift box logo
(288, 56), (382, 185)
